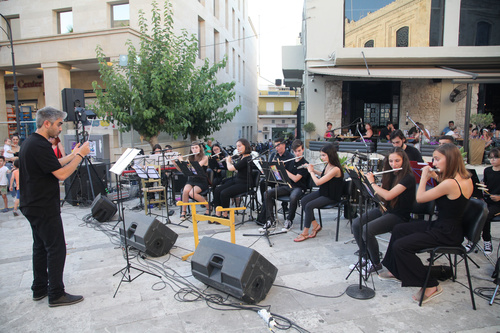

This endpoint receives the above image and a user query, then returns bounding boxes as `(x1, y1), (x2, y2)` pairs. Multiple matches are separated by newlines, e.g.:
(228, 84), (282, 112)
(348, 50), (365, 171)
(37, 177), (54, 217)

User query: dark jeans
(212, 177), (248, 209)
(351, 208), (406, 265)
(301, 190), (335, 229)
(264, 186), (303, 222)
(22, 210), (66, 301)
(483, 203), (500, 241)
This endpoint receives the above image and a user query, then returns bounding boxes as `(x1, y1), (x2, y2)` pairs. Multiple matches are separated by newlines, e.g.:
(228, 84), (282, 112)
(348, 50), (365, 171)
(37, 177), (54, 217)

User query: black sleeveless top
(429, 179), (469, 245)
(319, 167), (343, 202)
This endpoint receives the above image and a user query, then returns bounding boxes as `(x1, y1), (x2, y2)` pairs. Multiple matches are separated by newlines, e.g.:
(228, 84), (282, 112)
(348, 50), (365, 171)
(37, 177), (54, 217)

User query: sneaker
(281, 219), (293, 232)
(484, 241), (493, 255)
(49, 293), (84, 307)
(464, 240), (474, 253)
(363, 261), (383, 275)
(13, 210), (19, 217)
(258, 220), (274, 232)
(1, 208), (9, 213)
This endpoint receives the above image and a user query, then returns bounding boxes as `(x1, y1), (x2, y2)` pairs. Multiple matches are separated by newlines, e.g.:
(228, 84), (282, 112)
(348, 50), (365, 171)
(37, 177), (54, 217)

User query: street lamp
(0, 14), (21, 135)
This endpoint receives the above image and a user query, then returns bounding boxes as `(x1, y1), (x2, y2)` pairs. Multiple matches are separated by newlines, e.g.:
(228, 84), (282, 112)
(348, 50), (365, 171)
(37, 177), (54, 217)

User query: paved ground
(0, 191), (499, 333)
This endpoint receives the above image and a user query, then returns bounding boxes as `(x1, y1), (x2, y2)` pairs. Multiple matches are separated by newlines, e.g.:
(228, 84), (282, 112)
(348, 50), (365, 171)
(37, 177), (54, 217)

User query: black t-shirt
(386, 173), (416, 221)
(290, 158), (309, 190)
(269, 150), (294, 170)
(483, 167), (500, 206)
(404, 144), (424, 162)
(19, 133), (62, 215)
(380, 127), (391, 140)
(234, 155), (253, 184)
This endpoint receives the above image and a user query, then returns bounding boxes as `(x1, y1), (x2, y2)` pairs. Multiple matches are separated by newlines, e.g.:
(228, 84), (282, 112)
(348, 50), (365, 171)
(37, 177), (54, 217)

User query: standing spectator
(379, 122), (394, 141)
(20, 106), (90, 307)
(9, 159), (20, 216)
(0, 156), (9, 212)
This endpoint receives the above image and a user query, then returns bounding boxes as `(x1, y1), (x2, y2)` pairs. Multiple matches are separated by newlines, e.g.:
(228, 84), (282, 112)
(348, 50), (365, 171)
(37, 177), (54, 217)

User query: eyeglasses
(490, 157), (499, 160)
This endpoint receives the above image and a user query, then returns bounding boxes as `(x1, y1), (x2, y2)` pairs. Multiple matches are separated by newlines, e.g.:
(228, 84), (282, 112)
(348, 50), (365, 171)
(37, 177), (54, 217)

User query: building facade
(283, 0), (500, 143)
(0, 0), (258, 158)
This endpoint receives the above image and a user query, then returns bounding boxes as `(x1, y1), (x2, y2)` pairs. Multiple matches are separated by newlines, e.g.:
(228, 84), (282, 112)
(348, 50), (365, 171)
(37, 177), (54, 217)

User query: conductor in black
(19, 106), (90, 307)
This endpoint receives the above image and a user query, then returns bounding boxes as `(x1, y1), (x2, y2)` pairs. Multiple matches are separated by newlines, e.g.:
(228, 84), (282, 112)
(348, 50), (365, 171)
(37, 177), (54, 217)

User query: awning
(308, 67), (475, 79)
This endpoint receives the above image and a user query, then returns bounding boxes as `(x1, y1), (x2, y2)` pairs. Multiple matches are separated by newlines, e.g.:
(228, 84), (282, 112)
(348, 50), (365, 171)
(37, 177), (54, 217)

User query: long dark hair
(320, 143), (343, 178)
(381, 147), (411, 208)
(188, 142), (205, 162)
(434, 143), (470, 182)
(237, 138), (252, 154)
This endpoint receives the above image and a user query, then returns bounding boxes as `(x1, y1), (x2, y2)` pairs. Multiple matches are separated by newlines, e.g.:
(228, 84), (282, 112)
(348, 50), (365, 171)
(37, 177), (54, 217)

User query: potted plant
(303, 122), (316, 148)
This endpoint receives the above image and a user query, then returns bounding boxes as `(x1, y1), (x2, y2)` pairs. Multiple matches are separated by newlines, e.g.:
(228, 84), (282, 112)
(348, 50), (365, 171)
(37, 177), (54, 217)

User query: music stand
(242, 161), (290, 247)
(110, 148), (161, 297)
(344, 167), (377, 300)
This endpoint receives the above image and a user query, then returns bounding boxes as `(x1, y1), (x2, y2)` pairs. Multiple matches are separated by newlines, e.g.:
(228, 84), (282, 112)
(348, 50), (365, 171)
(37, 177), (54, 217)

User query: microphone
(406, 111), (408, 126)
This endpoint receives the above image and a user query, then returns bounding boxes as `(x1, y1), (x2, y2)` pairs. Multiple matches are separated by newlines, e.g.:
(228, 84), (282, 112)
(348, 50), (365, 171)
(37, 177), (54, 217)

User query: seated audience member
(390, 130), (424, 162)
(470, 127), (479, 139)
(441, 120), (454, 135)
(324, 122), (333, 140)
(363, 123), (374, 139)
(294, 143), (343, 242)
(481, 129), (494, 149)
(379, 122), (394, 141)
(438, 135), (454, 146)
(379, 144), (473, 305)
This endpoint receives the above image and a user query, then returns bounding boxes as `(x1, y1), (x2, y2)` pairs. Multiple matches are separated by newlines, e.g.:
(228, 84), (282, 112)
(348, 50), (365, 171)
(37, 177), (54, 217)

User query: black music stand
(344, 167), (377, 300)
(243, 161), (290, 247)
(110, 148), (161, 297)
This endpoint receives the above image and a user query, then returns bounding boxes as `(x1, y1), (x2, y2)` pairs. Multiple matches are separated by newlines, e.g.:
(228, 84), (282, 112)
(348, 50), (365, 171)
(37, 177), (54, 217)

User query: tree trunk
(190, 133), (197, 143)
(148, 135), (159, 149)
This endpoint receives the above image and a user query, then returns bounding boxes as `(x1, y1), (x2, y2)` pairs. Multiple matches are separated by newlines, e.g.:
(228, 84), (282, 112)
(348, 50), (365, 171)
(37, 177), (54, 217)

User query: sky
(247, 0), (396, 88)
(248, 0), (303, 87)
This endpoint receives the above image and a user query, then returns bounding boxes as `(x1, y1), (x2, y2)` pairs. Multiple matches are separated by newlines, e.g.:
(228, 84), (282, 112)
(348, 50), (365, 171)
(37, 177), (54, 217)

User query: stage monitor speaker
(91, 193), (117, 222)
(119, 212), (178, 257)
(64, 162), (108, 206)
(191, 237), (278, 304)
(172, 172), (187, 194)
(61, 88), (85, 122)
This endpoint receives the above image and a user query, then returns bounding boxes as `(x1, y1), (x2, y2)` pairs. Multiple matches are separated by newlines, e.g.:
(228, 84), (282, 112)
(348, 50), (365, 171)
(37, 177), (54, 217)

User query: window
(396, 26), (409, 47)
(238, 55), (241, 82)
(282, 120), (285, 124)
(111, 3), (130, 28)
(242, 27), (246, 52)
(213, 0), (219, 19)
(267, 103), (275, 112)
(232, 9), (235, 38)
(57, 10), (73, 34)
(242, 60), (246, 86)
(232, 48), (236, 78)
(198, 17), (206, 59)
(225, 0), (229, 29)
(3, 15), (20, 41)
(238, 19), (241, 46)
(284, 102), (292, 111)
(292, 120), (296, 124)
(476, 21), (491, 46)
(214, 29), (220, 62)
(364, 40), (374, 47)
(225, 40), (229, 73)
(271, 120), (275, 124)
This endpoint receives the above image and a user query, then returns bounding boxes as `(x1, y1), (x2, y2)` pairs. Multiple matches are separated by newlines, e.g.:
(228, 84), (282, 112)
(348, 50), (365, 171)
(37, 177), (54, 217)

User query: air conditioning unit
(263, 126), (269, 132)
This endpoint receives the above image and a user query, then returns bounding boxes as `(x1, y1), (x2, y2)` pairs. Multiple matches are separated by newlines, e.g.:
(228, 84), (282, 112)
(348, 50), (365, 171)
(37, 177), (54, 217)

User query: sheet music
(110, 148), (141, 175)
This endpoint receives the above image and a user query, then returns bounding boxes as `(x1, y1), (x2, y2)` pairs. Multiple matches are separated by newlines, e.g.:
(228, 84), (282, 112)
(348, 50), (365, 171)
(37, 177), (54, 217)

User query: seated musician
(152, 144), (162, 154)
(351, 147), (415, 275)
(177, 142), (209, 220)
(294, 143), (344, 242)
(212, 138), (253, 218)
(379, 144), (473, 304)
(164, 144), (173, 153)
(390, 130), (424, 162)
(259, 137), (294, 198)
(261, 139), (309, 232)
(208, 143), (228, 188)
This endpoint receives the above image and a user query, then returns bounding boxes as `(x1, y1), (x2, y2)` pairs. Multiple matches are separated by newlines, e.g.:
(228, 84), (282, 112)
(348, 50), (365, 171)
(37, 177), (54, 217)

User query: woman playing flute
(294, 143), (344, 242)
(380, 143), (473, 304)
(350, 147), (415, 274)
(177, 142), (209, 220)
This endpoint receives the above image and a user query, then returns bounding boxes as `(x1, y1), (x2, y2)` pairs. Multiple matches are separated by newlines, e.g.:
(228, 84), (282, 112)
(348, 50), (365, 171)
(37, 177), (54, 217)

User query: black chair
(233, 170), (261, 223)
(276, 177), (314, 223)
(300, 178), (352, 241)
(417, 198), (488, 309)
(410, 185), (436, 222)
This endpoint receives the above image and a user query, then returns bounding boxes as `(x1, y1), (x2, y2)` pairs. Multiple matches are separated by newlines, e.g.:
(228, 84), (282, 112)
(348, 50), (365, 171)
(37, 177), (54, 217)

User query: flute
(175, 152), (197, 160)
(419, 167), (440, 172)
(297, 161), (326, 169)
(372, 168), (402, 176)
(281, 156), (298, 163)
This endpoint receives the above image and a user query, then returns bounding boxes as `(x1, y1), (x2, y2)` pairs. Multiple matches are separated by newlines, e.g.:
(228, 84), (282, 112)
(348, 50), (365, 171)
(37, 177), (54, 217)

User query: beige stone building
(0, 0), (258, 158)
(283, 0), (500, 145)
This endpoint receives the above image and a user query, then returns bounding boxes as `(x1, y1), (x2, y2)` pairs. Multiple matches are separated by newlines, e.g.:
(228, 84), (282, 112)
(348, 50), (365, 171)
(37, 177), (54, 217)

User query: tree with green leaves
(92, 0), (239, 147)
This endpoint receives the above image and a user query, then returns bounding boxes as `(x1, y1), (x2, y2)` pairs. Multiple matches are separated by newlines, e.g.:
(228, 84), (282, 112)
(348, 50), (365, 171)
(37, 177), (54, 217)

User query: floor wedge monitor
(191, 237), (278, 304)
(91, 193), (117, 222)
(119, 213), (178, 257)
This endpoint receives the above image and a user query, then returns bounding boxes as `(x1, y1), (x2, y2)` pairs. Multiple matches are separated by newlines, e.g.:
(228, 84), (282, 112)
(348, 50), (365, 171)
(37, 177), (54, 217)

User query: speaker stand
(112, 172), (161, 297)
